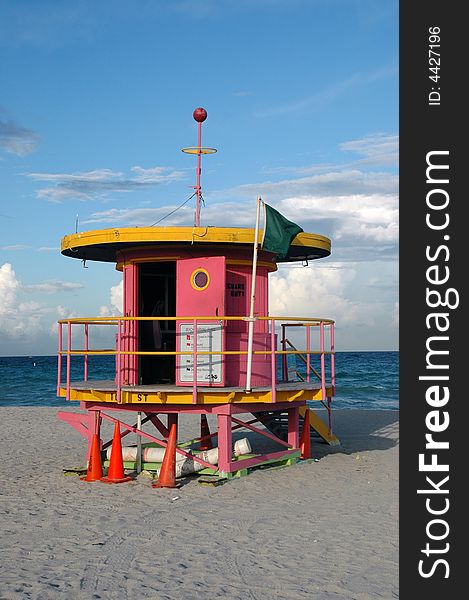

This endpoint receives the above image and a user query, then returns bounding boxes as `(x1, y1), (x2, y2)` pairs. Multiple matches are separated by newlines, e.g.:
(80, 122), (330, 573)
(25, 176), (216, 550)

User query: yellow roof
(61, 226), (331, 263)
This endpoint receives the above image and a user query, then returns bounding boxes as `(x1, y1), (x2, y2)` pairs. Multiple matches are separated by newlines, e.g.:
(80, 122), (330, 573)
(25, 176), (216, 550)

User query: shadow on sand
(236, 409), (399, 461)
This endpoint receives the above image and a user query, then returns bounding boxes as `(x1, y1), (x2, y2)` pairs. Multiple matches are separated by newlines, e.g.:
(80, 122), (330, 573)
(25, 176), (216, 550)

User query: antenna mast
(182, 107), (217, 227)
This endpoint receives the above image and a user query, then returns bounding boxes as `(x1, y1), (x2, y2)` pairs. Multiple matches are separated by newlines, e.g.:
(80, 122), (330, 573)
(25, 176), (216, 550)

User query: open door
(139, 261), (176, 384)
(176, 256), (225, 386)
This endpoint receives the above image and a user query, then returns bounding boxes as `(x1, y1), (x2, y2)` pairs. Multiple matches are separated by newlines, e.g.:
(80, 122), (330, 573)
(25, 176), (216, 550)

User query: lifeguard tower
(57, 108), (337, 483)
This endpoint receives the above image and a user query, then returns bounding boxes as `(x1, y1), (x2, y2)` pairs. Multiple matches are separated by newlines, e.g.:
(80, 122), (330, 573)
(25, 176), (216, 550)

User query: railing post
(84, 323), (89, 382)
(192, 318), (198, 404)
(116, 319), (122, 404)
(306, 324), (311, 383)
(281, 323), (288, 382)
(328, 322), (334, 435)
(57, 323), (62, 396)
(66, 321), (71, 401)
(320, 320), (326, 402)
(270, 318), (277, 403)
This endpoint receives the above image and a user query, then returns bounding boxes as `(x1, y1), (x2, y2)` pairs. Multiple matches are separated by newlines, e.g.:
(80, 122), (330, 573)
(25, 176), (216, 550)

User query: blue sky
(0, 0), (398, 355)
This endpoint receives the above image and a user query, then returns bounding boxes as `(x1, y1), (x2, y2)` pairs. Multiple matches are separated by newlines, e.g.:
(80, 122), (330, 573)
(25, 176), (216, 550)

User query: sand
(0, 407), (398, 600)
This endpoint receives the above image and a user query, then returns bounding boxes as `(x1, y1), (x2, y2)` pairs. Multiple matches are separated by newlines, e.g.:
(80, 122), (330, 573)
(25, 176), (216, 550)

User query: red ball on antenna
(193, 107), (207, 122)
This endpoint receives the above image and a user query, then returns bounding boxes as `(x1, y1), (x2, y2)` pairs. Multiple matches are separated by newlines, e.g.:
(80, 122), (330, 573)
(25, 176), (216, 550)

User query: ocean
(0, 352), (398, 409)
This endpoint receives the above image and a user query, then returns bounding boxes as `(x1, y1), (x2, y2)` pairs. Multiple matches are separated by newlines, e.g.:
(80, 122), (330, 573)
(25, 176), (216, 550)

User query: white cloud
(0, 264), (87, 348)
(269, 263), (359, 324)
(26, 166), (185, 203)
(0, 263), (47, 339)
(269, 261), (398, 350)
(110, 280), (123, 314)
(24, 280), (83, 294)
(278, 194), (398, 244)
(97, 280), (123, 316)
(256, 66), (397, 117)
(0, 115), (40, 156)
(130, 166), (185, 183)
(0, 263), (19, 316)
(221, 169), (398, 200)
(340, 134), (399, 167)
(1, 244), (32, 250)
(56, 305), (79, 320)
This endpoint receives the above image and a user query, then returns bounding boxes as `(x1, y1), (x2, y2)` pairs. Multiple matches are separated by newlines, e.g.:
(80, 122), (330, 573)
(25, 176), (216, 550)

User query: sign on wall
(176, 321), (224, 385)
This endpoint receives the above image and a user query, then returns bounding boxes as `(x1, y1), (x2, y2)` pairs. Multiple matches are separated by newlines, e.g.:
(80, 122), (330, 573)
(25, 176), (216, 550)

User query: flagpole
(245, 196), (262, 392)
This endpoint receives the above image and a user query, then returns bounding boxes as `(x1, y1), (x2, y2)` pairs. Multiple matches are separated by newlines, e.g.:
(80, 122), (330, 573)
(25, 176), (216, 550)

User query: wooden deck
(58, 379), (333, 405)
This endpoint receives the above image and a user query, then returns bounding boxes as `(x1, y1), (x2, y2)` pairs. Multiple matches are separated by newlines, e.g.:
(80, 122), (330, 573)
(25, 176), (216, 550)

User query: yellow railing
(57, 315), (335, 405)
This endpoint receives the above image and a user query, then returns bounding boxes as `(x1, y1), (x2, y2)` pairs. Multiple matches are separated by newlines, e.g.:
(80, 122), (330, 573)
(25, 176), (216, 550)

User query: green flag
(261, 203), (303, 258)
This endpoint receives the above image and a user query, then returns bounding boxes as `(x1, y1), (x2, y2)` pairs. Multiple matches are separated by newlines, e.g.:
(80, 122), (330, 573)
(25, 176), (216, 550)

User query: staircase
(254, 406), (339, 446)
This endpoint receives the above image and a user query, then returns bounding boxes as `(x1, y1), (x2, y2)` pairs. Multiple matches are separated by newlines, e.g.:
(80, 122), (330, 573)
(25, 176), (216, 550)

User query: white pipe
(245, 196), (262, 392)
(107, 439), (250, 465)
(158, 439), (252, 479)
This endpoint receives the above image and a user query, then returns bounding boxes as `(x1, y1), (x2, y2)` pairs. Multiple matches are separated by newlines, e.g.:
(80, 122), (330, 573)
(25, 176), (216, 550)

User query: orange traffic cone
(80, 433), (103, 482)
(299, 409), (311, 459)
(152, 424), (180, 488)
(101, 422), (132, 484)
(199, 414), (213, 451)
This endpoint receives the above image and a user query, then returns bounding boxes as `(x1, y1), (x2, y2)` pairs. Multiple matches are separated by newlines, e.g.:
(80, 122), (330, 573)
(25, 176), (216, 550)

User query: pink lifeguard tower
(57, 108), (338, 483)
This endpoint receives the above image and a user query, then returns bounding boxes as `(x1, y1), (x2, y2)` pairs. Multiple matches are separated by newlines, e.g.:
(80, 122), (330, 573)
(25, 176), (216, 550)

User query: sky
(0, 0), (398, 356)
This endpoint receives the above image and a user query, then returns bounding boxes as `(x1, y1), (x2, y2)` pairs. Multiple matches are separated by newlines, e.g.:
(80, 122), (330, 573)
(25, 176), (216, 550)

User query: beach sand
(0, 407), (398, 599)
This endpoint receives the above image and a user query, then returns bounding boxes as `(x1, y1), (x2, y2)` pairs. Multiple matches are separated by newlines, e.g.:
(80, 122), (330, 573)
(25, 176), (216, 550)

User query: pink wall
(116, 246), (276, 388)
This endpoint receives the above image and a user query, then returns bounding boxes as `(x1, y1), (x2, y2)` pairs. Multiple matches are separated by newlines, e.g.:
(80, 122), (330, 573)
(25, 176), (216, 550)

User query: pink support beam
(230, 415), (292, 448)
(217, 413), (232, 473)
(57, 410), (99, 462)
(145, 413), (169, 438)
(229, 449), (299, 472)
(101, 414), (153, 450)
(288, 406), (300, 449)
(99, 412), (217, 471)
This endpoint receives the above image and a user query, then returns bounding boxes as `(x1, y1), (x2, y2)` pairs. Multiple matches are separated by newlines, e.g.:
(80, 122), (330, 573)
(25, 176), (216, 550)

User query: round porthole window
(191, 268), (210, 291)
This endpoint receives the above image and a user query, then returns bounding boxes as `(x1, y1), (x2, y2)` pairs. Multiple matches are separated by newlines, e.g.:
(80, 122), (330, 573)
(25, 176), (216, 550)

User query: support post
(217, 412), (233, 474)
(195, 121), (202, 226)
(288, 406), (300, 449)
(136, 411), (142, 474)
(167, 413), (178, 438)
(246, 196), (262, 392)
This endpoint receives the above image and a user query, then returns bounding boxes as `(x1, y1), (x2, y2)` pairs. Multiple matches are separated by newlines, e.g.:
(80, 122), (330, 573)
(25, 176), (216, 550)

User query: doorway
(139, 261), (176, 384)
